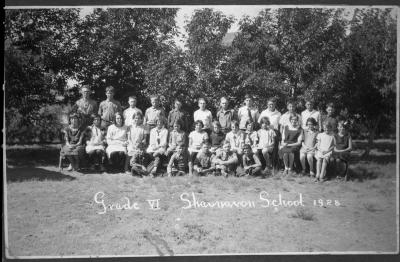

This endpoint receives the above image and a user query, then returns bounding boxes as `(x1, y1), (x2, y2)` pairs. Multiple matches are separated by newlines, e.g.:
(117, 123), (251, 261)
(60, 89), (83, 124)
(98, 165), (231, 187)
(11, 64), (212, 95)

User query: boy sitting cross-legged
(167, 143), (190, 177)
(193, 141), (215, 176)
(212, 140), (239, 177)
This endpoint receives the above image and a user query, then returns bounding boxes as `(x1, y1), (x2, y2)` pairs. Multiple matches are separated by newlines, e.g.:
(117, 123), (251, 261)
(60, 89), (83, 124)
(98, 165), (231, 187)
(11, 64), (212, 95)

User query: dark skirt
(61, 144), (85, 157)
(278, 146), (300, 158)
(332, 151), (351, 161)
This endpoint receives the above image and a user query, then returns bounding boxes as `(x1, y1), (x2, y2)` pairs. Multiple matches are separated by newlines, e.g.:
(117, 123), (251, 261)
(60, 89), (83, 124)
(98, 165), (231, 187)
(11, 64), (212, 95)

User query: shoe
(66, 164), (73, 171)
(313, 178), (319, 183)
(310, 171), (315, 177)
(301, 170), (307, 176)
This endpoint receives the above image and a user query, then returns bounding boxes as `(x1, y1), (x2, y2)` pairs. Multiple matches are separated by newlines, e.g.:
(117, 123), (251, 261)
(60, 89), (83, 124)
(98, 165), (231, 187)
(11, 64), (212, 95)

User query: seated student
(188, 120), (209, 173)
(212, 141), (239, 177)
(61, 113), (86, 172)
(86, 114), (106, 172)
(332, 120), (352, 179)
(167, 99), (189, 132)
(320, 102), (338, 133)
(193, 141), (215, 176)
(165, 119), (187, 158)
(123, 96), (142, 127)
(216, 97), (236, 134)
(242, 120), (258, 153)
(106, 112), (129, 172)
(237, 144), (262, 177)
(209, 121), (226, 153)
(167, 143), (189, 177)
(144, 95), (166, 138)
(278, 114), (303, 175)
(314, 120), (336, 182)
(146, 117), (169, 176)
(225, 120), (244, 157)
(126, 112), (147, 175)
(300, 118), (318, 177)
(193, 98), (213, 134)
(257, 117), (276, 173)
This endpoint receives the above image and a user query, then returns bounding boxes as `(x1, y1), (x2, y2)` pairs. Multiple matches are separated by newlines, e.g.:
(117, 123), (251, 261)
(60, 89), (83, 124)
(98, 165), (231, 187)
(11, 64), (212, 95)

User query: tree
(344, 8), (396, 156)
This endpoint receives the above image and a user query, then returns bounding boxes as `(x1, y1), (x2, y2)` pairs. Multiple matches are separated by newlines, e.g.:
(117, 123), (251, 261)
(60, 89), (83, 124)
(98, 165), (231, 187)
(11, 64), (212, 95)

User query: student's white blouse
(301, 109), (320, 129)
(193, 109), (213, 130)
(148, 127), (168, 151)
(258, 109), (281, 130)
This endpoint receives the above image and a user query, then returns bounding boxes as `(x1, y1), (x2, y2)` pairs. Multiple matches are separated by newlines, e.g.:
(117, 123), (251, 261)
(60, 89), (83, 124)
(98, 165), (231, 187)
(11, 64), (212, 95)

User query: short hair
(174, 98), (182, 104)
(304, 98), (314, 104)
(244, 94), (252, 100)
(105, 86), (114, 93)
(220, 96), (228, 102)
(128, 96), (137, 100)
(194, 120), (204, 128)
(150, 95), (159, 100)
(289, 113), (299, 121)
(230, 120), (239, 128)
(306, 117), (317, 126)
(286, 99), (295, 106)
(156, 116), (166, 125)
(326, 102), (335, 109)
(80, 85), (91, 93)
(223, 140), (231, 146)
(68, 113), (80, 125)
(91, 114), (101, 121)
(198, 97), (206, 103)
(267, 97), (277, 104)
(212, 121), (221, 129)
(201, 141), (211, 147)
(174, 119), (183, 127)
(242, 144), (252, 151)
(260, 117), (270, 126)
(245, 120), (254, 128)
(133, 111), (143, 119)
(323, 119), (334, 130)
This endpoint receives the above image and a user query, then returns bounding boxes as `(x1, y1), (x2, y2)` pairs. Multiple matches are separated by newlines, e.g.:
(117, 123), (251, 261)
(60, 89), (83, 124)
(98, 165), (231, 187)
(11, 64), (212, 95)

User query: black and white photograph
(4, 2), (399, 258)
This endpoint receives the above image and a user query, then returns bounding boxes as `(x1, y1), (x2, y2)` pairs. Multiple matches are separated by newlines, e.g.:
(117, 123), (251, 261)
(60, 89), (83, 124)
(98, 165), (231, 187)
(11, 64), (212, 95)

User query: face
(128, 98), (136, 107)
(106, 91), (113, 99)
(175, 101), (182, 109)
(327, 106), (334, 116)
(324, 124), (332, 133)
(246, 123), (253, 132)
(157, 120), (163, 128)
(245, 98), (252, 107)
(213, 124), (220, 133)
(151, 98), (159, 107)
(82, 88), (90, 99)
(338, 124), (345, 133)
(261, 122), (269, 130)
(220, 99), (228, 109)
(307, 122), (315, 130)
(115, 115), (123, 126)
(195, 123), (202, 131)
(174, 123), (181, 131)
(176, 146), (184, 155)
(243, 147), (251, 156)
(199, 100), (206, 110)
(231, 123), (238, 132)
(93, 117), (100, 126)
(201, 144), (210, 153)
(305, 101), (313, 111)
(71, 117), (79, 126)
(268, 101), (275, 111)
(133, 115), (142, 125)
(290, 117), (299, 127)
(223, 143), (231, 152)
(287, 103), (294, 112)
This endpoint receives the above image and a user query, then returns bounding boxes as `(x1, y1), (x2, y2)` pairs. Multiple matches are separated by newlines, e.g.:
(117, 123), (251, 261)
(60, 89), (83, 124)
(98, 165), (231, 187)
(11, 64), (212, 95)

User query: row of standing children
(62, 85), (352, 179)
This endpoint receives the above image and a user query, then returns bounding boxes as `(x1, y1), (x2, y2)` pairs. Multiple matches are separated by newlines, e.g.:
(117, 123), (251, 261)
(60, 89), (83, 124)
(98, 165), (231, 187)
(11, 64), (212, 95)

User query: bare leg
(288, 153), (294, 171)
(307, 154), (315, 175)
(125, 155), (131, 172)
(320, 158), (328, 180)
(300, 153), (307, 171)
(316, 158), (322, 180)
(283, 153), (289, 169)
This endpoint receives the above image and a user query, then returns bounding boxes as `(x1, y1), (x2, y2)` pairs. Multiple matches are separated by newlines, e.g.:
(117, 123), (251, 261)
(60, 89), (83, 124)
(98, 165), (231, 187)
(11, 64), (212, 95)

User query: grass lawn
(4, 140), (398, 257)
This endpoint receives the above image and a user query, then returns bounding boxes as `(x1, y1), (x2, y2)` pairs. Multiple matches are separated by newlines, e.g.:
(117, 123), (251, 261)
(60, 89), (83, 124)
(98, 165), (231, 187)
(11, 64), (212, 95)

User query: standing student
(320, 102), (338, 132)
(257, 117), (276, 173)
(144, 95), (166, 135)
(146, 117), (169, 176)
(167, 99), (189, 132)
(300, 118), (318, 177)
(238, 144), (262, 177)
(301, 99), (320, 130)
(225, 120), (244, 157)
(332, 120), (352, 179)
(209, 121), (226, 153)
(98, 86), (122, 129)
(167, 143), (189, 177)
(106, 112), (129, 172)
(61, 113), (86, 172)
(193, 98), (213, 134)
(212, 141), (239, 177)
(165, 120), (187, 158)
(86, 114), (106, 172)
(278, 114), (303, 175)
(193, 141), (215, 176)
(73, 85), (98, 129)
(126, 112), (147, 175)
(279, 99), (302, 134)
(237, 94), (259, 131)
(123, 96), (142, 127)
(216, 97), (236, 134)
(188, 120), (209, 175)
(315, 120), (336, 182)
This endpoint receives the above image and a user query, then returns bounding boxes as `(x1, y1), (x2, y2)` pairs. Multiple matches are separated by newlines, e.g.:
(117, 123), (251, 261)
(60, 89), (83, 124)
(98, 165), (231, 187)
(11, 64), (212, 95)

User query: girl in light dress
(86, 114), (106, 172)
(257, 117), (276, 173)
(106, 112), (129, 172)
(188, 120), (209, 175)
(126, 112), (147, 175)
(314, 120), (336, 182)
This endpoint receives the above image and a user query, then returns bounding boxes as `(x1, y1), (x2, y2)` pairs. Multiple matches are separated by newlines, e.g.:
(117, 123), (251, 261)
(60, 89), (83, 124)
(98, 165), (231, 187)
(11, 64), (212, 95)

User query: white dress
(315, 133), (335, 160)
(86, 125), (105, 153)
(106, 124), (128, 157)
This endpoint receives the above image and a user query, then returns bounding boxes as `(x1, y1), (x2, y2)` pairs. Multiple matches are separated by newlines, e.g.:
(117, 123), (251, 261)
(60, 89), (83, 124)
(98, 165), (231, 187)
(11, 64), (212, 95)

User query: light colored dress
(257, 129), (276, 149)
(188, 130), (208, 153)
(106, 124), (128, 157)
(147, 127), (168, 154)
(315, 132), (335, 160)
(300, 129), (318, 155)
(86, 125), (105, 153)
(127, 125), (147, 156)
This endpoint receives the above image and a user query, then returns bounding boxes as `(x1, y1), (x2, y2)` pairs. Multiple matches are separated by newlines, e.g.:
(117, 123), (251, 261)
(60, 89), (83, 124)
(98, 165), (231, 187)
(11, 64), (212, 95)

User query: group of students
(61, 85), (352, 181)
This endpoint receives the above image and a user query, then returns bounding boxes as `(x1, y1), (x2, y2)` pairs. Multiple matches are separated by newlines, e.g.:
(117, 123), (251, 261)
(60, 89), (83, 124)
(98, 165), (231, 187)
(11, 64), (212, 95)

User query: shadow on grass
(6, 167), (76, 182)
(347, 167), (378, 182)
(358, 154), (397, 165)
(6, 147), (60, 167)
(354, 140), (396, 154)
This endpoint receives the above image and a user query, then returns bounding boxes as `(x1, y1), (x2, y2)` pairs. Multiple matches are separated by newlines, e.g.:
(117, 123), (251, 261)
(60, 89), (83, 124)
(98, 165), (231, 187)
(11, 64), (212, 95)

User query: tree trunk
(362, 115), (382, 157)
